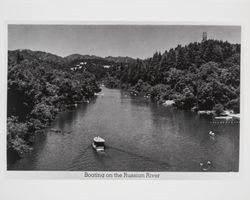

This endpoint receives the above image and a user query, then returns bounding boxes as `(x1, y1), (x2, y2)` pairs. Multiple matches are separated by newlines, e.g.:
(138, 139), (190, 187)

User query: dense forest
(7, 49), (137, 159)
(7, 50), (102, 160)
(7, 39), (240, 159)
(105, 39), (240, 113)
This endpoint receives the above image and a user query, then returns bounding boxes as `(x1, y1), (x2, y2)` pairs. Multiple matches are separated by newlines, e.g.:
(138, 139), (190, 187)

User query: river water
(9, 87), (239, 171)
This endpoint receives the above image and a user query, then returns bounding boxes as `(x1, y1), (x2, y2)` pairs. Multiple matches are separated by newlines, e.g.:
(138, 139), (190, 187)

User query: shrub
(213, 103), (224, 115)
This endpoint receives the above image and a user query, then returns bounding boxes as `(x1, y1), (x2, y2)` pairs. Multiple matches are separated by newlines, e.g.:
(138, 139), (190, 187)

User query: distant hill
(8, 49), (65, 66)
(105, 56), (136, 63)
(65, 54), (136, 65)
(8, 49), (137, 80)
(8, 49), (134, 80)
(64, 54), (104, 62)
(8, 49), (136, 66)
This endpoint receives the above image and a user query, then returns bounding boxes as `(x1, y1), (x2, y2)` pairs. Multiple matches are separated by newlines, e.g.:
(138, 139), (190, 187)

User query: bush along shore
(105, 39), (240, 116)
(7, 53), (101, 161)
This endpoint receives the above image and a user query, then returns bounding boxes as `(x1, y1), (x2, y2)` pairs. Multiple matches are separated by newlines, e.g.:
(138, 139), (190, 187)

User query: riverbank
(105, 80), (240, 119)
(7, 92), (99, 161)
(104, 40), (240, 118)
(8, 87), (240, 172)
(7, 58), (101, 160)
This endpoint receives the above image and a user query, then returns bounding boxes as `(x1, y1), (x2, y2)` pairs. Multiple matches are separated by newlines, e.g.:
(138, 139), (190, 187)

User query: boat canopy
(93, 136), (105, 143)
(93, 136), (105, 147)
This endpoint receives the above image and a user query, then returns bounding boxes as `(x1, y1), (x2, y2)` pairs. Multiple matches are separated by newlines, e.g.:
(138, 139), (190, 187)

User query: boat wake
(105, 145), (170, 167)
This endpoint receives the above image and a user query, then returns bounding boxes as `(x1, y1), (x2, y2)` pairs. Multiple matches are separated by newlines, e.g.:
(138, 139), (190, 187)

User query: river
(9, 87), (239, 172)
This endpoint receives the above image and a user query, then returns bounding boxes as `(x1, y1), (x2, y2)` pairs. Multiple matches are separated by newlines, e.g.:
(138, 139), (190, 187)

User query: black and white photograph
(2, 0), (250, 200)
(7, 24), (240, 172)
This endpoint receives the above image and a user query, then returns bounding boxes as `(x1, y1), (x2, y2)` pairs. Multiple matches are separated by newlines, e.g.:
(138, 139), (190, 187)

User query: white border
(1, 0), (250, 200)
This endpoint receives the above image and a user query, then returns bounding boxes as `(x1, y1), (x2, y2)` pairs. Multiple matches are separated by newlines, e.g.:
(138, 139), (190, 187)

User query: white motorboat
(92, 136), (105, 152)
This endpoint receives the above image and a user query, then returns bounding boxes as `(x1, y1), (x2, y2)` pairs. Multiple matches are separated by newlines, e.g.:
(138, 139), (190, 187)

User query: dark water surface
(9, 87), (239, 171)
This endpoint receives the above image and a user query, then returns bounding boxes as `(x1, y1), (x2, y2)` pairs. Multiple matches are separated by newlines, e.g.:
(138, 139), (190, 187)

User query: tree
(176, 46), (187, 70)
(213, 103), (224, 115)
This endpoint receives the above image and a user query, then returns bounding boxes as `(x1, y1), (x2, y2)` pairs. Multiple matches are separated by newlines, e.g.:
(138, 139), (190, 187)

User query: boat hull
(92, 143), (105, 152)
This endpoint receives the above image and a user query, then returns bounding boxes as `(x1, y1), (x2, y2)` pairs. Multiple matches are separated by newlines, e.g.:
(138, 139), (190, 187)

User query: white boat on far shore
(215, 116), (233, 120)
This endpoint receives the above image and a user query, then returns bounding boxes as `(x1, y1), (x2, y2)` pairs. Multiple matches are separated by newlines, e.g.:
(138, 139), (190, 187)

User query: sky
(8, 25), (241, 59)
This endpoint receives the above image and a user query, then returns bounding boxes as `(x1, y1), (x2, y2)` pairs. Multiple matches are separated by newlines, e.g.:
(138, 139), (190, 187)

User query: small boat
(209, 131), (215, 137)
(200, 160), (212, 171)
(92, 136), (105, 152)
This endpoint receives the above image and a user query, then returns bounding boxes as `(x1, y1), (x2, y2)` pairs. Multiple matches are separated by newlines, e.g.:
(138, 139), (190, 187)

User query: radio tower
(202, 32), (207, 42)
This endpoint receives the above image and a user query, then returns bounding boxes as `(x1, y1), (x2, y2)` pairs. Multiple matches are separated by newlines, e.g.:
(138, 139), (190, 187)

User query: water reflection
(9, 87), (239, 172)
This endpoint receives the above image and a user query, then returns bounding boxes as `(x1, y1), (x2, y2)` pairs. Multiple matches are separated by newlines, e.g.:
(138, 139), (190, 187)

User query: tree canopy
(105, 39), (240, 112)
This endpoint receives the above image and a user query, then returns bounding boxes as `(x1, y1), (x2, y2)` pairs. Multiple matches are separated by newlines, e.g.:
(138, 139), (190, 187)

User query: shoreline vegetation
(7, 51), (101, 162)
(105, 39), (240, 117)
(7, 39), (240, 162)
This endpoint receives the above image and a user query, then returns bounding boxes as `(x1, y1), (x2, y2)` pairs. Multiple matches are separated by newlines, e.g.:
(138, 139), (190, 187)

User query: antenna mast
(202, 32), (207, 42)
